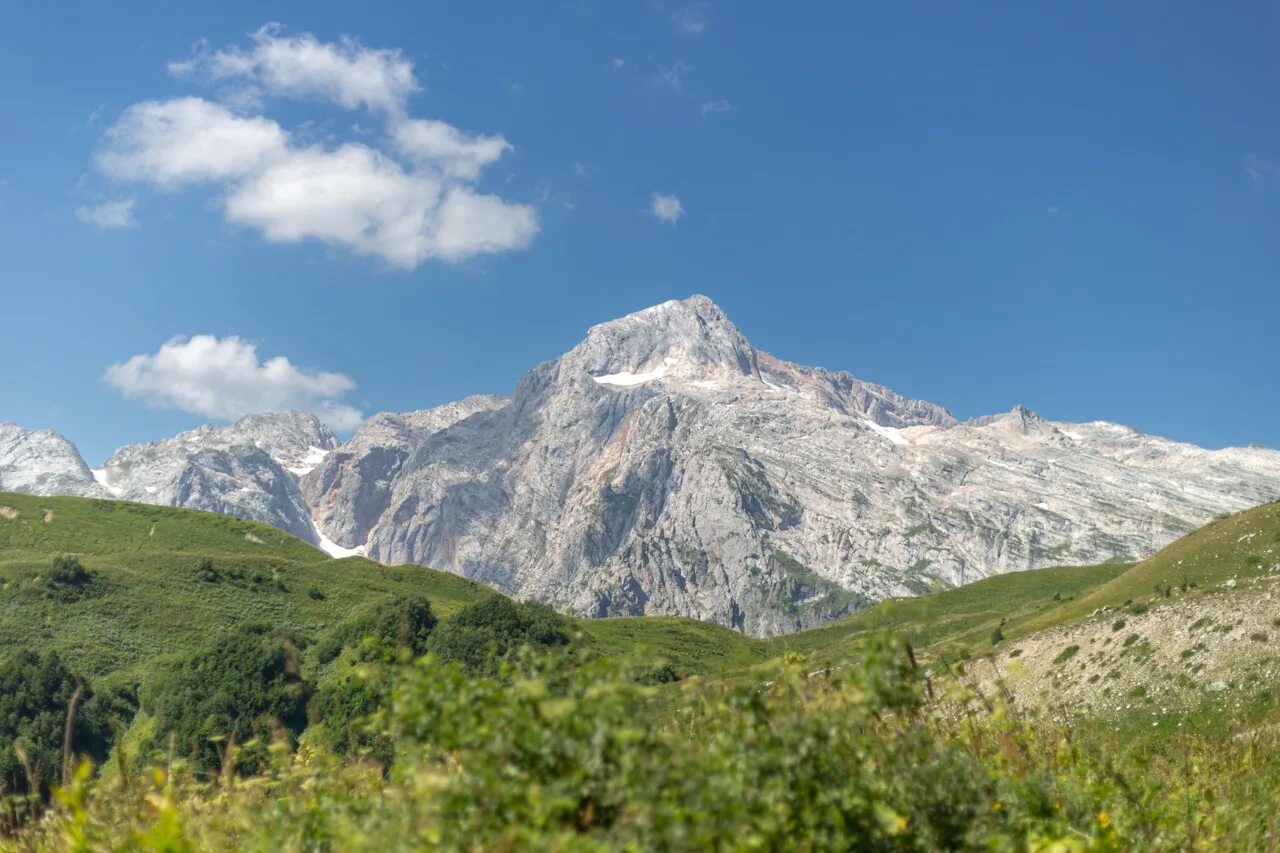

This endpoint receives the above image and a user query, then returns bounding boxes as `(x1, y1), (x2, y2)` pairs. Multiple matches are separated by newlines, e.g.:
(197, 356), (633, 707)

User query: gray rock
(95, 411), (336, 542)
(310, 295), (1280, 635)
(0, 422), (102, 496)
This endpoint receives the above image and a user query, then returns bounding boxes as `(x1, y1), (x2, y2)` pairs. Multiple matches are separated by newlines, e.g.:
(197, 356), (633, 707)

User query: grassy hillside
(1017, 499), (1280, 635)
(0, 492), (763, 685)
(5, 491), (1278, 690)
(6, 493), (1280, 848)
(767, 562), (1128, 661)
(0, 492), (492, 688)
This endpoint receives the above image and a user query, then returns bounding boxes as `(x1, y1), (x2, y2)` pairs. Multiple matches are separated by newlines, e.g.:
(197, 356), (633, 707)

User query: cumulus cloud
(92, 26), (537, 268)
(97, 98), (288, 188)
(170, 24), (418, 115)
(103, 334), (364, 431)
(76, 198), (137, 228)
(672, 3), (710, 35)
(650, 193), (683, 224)
(390, 118), (511, 180)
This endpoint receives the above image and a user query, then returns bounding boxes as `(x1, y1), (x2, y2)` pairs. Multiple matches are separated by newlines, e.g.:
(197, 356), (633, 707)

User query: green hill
(0, 492), (765, 685)
(6, 492), (1280, 849)
(5, 490), (1278, 691)
(0, 492), (492, 688)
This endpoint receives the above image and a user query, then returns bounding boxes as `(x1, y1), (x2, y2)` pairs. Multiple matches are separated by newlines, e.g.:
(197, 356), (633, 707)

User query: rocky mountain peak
(575, 294), (759, 386)
(968, 404), (1053, 436)
(0, 422), (100, 496)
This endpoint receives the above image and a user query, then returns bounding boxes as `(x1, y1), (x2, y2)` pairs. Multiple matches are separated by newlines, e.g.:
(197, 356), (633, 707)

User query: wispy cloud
(650, 193), (683, 224)
(1246, 154), (1279, 189)
(76, 198), (138, 228)
(653, 61), (692, 93)
(605, 57), (626, 72)
(700, 99), (732, 116)
(169, 24), (419, 115)
(91, 25), (538, 269)
(104, 334), (364, 431)
(672, 3), (710, 35)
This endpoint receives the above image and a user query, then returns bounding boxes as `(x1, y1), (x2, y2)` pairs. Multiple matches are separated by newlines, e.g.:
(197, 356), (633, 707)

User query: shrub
(0, 650), (122, 797)
(1111, 618), (1126, 632)
(309, 671), (393, 763)
(1128, 602), (1149, 615)
(45, 556), (92, 588)
(426, 597), (570, 674)
(194, 559), (220, 583)
(312, 596), (438, 665)
(1052, 644), (1080, 665)
(990, 627), (1004, 646)
(142, 625), (311, 776)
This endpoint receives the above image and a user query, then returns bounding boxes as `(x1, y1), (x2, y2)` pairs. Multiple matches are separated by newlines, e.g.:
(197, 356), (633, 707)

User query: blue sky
(2, 2), (1278, 464)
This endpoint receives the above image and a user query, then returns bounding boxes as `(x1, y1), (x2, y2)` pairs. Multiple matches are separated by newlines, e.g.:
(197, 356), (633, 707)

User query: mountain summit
(4, 297), (1279, 635)
(296, 296), (1278, 634)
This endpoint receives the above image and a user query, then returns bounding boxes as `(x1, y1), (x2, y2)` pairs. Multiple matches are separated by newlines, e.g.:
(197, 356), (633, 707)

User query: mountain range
(3, 295), (1278, 635)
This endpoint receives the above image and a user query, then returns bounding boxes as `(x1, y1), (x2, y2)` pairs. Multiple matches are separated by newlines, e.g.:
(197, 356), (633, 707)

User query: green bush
(312, 596), (438, 665)
(309, 670), (393, 763)
(45, 556), (92, 588)
(0, 650), (122, 797)
(426, 597), (570, 674)
(141, 625), (311, 776)
(1052, 644), (1080, 665)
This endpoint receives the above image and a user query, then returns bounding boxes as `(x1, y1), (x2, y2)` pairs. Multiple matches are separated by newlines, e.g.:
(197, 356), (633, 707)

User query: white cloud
(1246, 154), (1278, 188)
(76, 198), (137, 228)
(223, 142), (535, 266)
(103, 334), (364, 431)
(97, 98), (288, 188)
(650, 193), (683, 224)
(700, 99), (732, 116)
(606, 58), (626, 72)
(92, 26), (538, 268)
(672, 3), (710, 35)
(653, 61), (691, 93)
(170, 24), (418, 115)
(390, 118), (511, 180)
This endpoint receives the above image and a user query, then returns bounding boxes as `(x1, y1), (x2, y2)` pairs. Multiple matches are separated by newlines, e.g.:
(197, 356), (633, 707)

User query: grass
(0, 493), (766, 686)
(0, 492), (493, 688)
(1019, 499), (1280, 634)
(766, 561), (1127, 661)
(5, 491), (1280, 695)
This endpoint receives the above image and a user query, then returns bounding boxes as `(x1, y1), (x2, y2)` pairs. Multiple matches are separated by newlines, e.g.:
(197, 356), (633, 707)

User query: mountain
(301, 296), (1280, 635)
(0, 421), (101, 496)
(92, 411), (338, 543)
(3, 296), (1278, 635)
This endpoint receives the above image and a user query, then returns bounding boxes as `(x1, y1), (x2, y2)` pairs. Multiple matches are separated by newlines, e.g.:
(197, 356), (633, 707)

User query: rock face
(0, 422), (102, 496)
(299, 296), (1280, 635)
(301, 396), (509, 553)
(3, 296), (1279, 636)
(94, 412), (338, 542)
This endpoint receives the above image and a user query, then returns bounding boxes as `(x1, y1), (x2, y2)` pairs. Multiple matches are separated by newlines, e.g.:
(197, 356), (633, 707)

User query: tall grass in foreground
(7, 637), (1280, 851)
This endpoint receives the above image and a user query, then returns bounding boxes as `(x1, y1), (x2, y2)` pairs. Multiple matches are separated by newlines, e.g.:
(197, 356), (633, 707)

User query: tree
(0, 650), (120, 797)
(142, 625), (311, 776)
(426, 597), (570, 674)
(312, 596), (438, 665)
